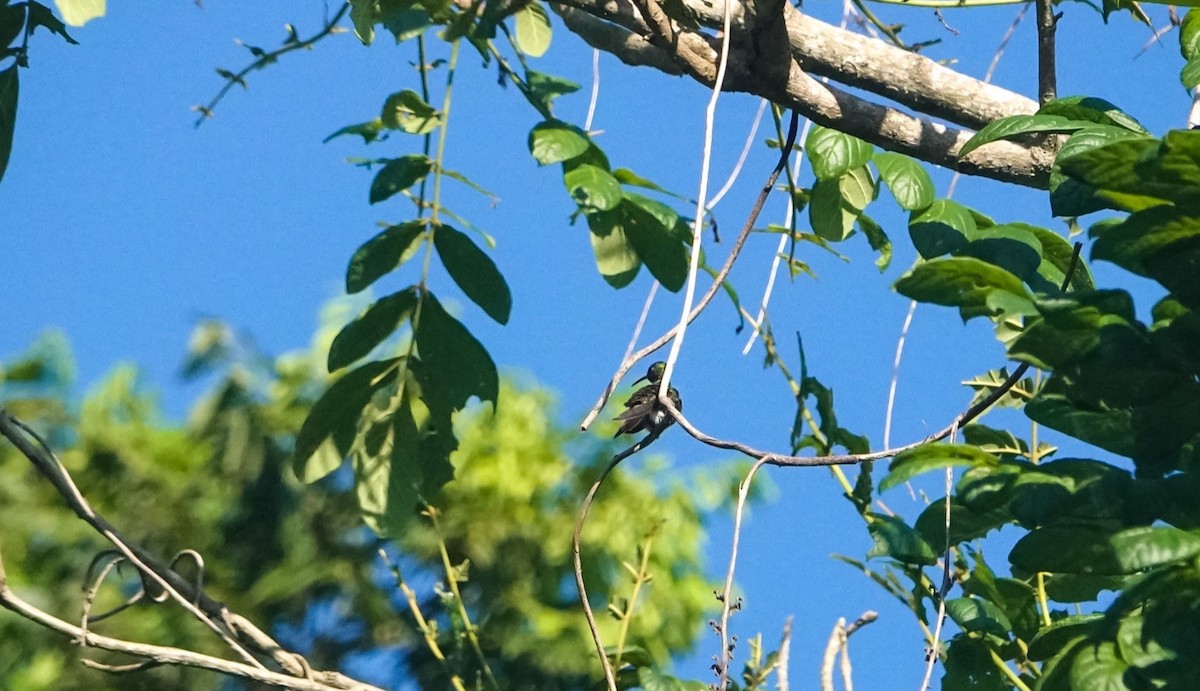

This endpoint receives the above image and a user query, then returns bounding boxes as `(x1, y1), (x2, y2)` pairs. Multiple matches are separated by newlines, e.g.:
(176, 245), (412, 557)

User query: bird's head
(635, 361), (668, 385)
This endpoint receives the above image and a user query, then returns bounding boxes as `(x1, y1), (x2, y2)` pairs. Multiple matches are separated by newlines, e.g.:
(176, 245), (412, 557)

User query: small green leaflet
(369, 155), (433, 204)
(346, 221), (426, 294)
(327, 288), (419, 372)
(528, 120), (590, 164)
(514, 1), (551, 57)
(433, 224), (512, 324)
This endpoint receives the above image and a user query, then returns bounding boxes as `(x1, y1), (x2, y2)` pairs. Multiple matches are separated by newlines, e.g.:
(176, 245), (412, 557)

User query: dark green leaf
(1038, 96), (1148, 134)
(958, 222), (1044, 283)
(1050, 126), (1153, 217)
(637, 667), (685, 691)
(622, 194), (688, 292)
(27, 1), (78, 44)
(894, 257), (1030, 322)
(1007, 290), (1137, 369)
(945, 597), (1012, 638)
(806, 125), (873, 179)
(1059, 133), (1200, 210)
(1027, 615), (1101, 661)
(942, 636), (1011, 691)
(564, 163), (622, 211)
(1010, 525), (1124, 575)
(858, 214), (892, 271)
(1110, 526), (1200, 571)
(346, 221), (426, 294)
(809, 177), (855, 241)
(873, 151), (934, 211)
(908, 199), (976, 259)
(414, 291), (499, 409)
(1027, 226), (1092, 292)
(0, 63), (15, 187)
(1026, 390), (1134, 459)
(293, 358), (402, 480)
(916, 497), (1013, 547)
(881, 444), (999, 493)
(1092, 205), (1200, 306)
(0, 5), (24, 49)
(369, 155), (432, 204)
(328, 288), (419, 372)
(525, 69), (580, 112)
(1183, 57), (1200, 90)
(528, 120), (590, 164)
(959, 114), (1097, 157)
(434, 224), (512, 324)
(867, 514), (938, 566)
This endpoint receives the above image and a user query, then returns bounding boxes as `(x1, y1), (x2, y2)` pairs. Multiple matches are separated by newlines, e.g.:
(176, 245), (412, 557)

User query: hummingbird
(614, 361), (682, 438)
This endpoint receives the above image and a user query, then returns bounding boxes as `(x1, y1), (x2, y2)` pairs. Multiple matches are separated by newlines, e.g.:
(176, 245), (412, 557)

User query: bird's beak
(632, 375), (649, 385)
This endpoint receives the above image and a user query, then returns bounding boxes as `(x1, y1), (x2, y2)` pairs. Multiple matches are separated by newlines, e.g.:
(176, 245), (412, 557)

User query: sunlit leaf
(293, 358), (401, 480)
(514, 1), (551, 57)
(873, 151), (934, 211)
(528, 120), (590, 164)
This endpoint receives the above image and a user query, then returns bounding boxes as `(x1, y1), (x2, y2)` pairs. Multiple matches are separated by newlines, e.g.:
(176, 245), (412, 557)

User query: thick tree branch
(551, 0), (1053, 187)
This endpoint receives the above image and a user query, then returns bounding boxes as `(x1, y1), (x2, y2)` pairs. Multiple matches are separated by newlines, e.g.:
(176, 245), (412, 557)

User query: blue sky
(0, 0), (1188, 688)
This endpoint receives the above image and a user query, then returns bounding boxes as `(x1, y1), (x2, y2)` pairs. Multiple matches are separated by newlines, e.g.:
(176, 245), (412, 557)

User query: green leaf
(433, 224), (512, 324)
(1059, 133), (1200, 210)
(894, 256), (1030, 322)
(867, 514), (938, 566)
(1027, 615), (1101, 661)
(528, 120), (590, 164)
(806, 125), (873, 179)
(346, 221), (426, 294)
(809, 177), (856, 241)
(381, 90), (440, 134)
(622, 194), (688, 292)
(1027, 226), (1092, 292)
(873, 152), (934, 211)
(350, 0), (379, 44)
(881, 444), (999, 493)
(959, 114), (1098, 157)
(1110, 526), (1200, 571)
(916, 497), (1013, 547)
(524, 70), (580, 112)
(1068, 641), (1135, 691)
(637, 667), (685, 691)
(1007, 290), (1137, 369)
(0, 63), (16, 187)
(945, 597), (1012, 638)
(564, 163), (622, 211)
(908, 199), (976, 259)
(1025, 390), (1134, 459)
(1050, 126), (1153, 217)
(414, 291), (499, 409)
(293, 358), (401, 480)
(1038, 96), (1147, 134)
(328, 288), (419, 372)
(369, 155), (433, 204)
(1092, 205), (1200, 306)
(588, 209), (641, 288)
(1182, 9), (1200, 61)
(53, 0), (104, 27)
(323, 119), (384, 144)
(840, 165), (877, 212)
(513, 1), (551, 57)
(858, 214), (892, 271)
(958, 222), (1044, 283)
(0, 5), (24, 49)
(942, 637), (1011, 691)
(1183, 57), (1200, 90)
(1010, 525), (1124, 575)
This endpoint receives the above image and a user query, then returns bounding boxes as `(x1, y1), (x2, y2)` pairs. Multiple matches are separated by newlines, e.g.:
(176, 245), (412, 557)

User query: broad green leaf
(381, 6), (430, 42)
(1183, 9), (1200, 61)
(349, 0), (379, 44)
(381, 90), (440, 134)
(806, 125), (873, 179)
(959, 222), (1044, 283)
(959, 114), (1098, 157)
(414, 291), (499, 409)
(346, 220), (426, 294)
(840, 165), (877, 211)
(945, 597), (1012, 638)
(1183, 57), (1200, 89)
(0, 63), (16, 187)
(942, 637), (1011, 691)
(908, 199), (976, 259)
(293, 357), (402, 479)
(614, 167), (678, 197)
(881, 444), (999, 492)
(564, 163), (621, 211)
(433, 224), (512, 324)
(1059, 133), (1200, 209)
(588, 208), (641, 287)
(894, 256), (1030, 321)
(0, 5), (24, 48)
(809, 177), (855, 241)
(867, 514), (938, 566)
(514, 1), (551, 57)
(916, 497), (1013, 546)
(328, 288), (419, 372)
(622, 194), (687, 292)
(324, 119), (384, 144)
(1010, 525), (1124, 575)
(1027, 615), (1102, 661)
(524, 70), (580, 112)
(1007, 290), (1137, 369)
(638, 667), (686, 691)
(1027, 226), (1092, 292)
(1051, 127), (1152, 217)
(1039, 96), (1148, 134)
(53, 0), (104, 26)
(528, 120), (590, 164)
(1068, 641), (1135, 691)
(1092, 205), (1200, 306)
(873, 151), (934, 211)
(1110, 526), (1200, 571)
(1026, 390), (1134, 459)
(369, 155), (432, 204)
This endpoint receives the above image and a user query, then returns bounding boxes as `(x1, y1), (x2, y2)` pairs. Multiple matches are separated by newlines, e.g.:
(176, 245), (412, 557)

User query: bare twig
(1034, 0), (1057, 105)
(821, 611), (877, 691)
(574, 431), (665, 691)
(777, 616), (792, 691)
(193, 3), (351, 126)
(917, 425), (958, 691)
(716, 456), (768, 690)
(0, 549), (383, 691)
(707, 99), (769, 212)
(580, 111), (801, 430)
